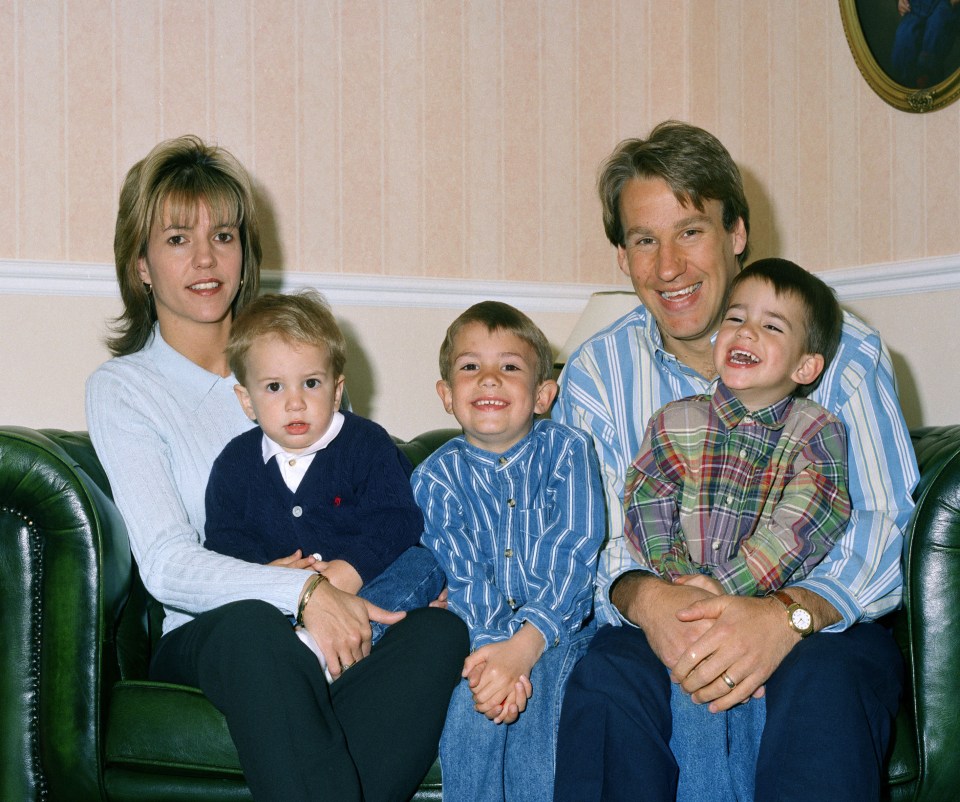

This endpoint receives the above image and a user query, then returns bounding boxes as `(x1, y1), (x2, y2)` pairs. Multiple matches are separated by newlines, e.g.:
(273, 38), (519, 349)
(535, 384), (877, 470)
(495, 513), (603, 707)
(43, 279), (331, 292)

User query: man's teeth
(661, 283), (701, 300)
(190, 281), (220, 290)
(730, 350), (759, 364)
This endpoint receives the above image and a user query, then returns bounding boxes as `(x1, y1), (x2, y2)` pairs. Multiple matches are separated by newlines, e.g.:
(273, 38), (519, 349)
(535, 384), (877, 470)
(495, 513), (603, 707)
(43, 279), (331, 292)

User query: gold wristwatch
(771, 590), (814, 638)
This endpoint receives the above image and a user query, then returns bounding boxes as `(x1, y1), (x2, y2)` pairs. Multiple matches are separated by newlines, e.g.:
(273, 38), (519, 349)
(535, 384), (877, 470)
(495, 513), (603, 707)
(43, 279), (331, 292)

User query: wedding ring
(340, 662), (353, 672)
(721, 672), (736, 690)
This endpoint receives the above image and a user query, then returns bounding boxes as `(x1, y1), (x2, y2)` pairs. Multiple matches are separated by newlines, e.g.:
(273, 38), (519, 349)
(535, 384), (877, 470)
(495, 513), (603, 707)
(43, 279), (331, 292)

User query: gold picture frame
(839, 0), (960, 112)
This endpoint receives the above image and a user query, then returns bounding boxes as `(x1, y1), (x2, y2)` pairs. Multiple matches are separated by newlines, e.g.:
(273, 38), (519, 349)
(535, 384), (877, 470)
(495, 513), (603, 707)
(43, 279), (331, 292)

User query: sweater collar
(144, 323), (234, 410)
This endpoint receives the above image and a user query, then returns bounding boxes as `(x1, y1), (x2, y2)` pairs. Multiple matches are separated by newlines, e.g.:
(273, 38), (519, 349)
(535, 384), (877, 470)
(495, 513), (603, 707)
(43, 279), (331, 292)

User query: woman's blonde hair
(109, 135), (262, 356)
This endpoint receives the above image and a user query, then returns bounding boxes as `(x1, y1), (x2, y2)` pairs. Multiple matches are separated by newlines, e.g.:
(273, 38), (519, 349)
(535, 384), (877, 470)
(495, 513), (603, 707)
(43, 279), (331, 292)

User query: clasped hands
(617, 572), (798, 713)
(461, 622), (545, 726)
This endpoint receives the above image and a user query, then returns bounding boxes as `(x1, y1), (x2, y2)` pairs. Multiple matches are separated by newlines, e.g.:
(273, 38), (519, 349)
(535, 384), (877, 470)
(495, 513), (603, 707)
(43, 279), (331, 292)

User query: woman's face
(137, 198), (243, 339)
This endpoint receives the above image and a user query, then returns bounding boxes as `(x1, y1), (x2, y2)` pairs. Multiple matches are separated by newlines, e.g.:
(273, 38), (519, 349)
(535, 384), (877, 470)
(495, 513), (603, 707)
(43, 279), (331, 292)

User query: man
(552, 120), (918, 801)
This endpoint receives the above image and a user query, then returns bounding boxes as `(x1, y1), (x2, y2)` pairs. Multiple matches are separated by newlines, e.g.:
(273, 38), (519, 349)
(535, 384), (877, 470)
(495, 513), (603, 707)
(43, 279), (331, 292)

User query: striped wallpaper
(2, 0), (959, 287)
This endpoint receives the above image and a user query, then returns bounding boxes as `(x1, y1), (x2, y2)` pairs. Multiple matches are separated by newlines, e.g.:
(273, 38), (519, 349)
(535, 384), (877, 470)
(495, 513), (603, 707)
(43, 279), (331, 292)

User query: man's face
(616, 177), (747, 364)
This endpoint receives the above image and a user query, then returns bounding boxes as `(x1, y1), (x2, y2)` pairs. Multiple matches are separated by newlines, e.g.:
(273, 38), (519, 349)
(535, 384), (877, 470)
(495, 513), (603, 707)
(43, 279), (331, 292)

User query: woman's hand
(267, 549), (319, 570)
(300, 577), (405, 679)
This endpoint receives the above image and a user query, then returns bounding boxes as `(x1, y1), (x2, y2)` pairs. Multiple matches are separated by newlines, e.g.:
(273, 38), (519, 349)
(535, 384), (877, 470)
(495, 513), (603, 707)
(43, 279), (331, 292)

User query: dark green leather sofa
(2, 423), (959, 801)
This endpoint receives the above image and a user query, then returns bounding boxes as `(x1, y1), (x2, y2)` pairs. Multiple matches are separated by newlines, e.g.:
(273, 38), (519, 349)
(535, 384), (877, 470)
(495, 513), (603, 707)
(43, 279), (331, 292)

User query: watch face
(791, 608), (813, 632)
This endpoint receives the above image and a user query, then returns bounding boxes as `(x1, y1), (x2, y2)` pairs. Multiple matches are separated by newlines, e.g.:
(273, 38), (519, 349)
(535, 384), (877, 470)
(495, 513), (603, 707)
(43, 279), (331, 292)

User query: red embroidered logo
(333, 496), (342, 507)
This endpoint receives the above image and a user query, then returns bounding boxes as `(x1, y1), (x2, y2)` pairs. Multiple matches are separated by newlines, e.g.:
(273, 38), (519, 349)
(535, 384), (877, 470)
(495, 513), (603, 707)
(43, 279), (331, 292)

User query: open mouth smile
(728, 349), (760, 365)
(473, 399), (508, 409)
(660, 282), (701, 301)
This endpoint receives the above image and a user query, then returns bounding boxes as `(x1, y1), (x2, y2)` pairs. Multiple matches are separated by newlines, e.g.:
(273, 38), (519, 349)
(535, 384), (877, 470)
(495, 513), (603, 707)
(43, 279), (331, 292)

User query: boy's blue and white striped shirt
(413, 419), (604, 651)
(553, 303), (919, 631)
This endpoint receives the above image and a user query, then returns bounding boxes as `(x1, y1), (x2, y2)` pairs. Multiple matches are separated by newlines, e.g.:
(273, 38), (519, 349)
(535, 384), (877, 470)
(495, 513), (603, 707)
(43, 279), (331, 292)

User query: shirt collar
(144, 323), (234, 410)
(637, 305), (719, 380)
(260, 411), (345, 463)
(711, 380), (793, 431)
(455, 419), (541, 468)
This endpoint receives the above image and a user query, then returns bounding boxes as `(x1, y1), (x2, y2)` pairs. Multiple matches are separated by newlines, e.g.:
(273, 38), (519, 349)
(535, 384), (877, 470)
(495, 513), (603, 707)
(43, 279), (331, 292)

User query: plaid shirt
(554, 304), (919, 630)
(623, 381), (850, 596)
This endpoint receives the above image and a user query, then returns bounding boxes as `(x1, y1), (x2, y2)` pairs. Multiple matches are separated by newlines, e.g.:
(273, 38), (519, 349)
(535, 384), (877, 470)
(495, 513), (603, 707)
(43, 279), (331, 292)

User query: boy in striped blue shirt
(413, 301), (604, 802)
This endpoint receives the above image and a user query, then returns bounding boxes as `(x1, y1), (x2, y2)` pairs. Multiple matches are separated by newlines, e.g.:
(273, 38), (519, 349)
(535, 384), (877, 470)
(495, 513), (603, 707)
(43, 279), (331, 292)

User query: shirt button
(743, 415), (753, 424)
(504, 548), (514, 558)
(507, 498), (516, 508)
(726, 495), (734, 505)
(507, 597), (516, 608)
(739, 449), (747, 459)
(288, 458), (297, 467)
(712, 540), (721, 551)
(499, 456), (508, 465)
(292, 506), (303, 518)
(554, 637), (560, 647)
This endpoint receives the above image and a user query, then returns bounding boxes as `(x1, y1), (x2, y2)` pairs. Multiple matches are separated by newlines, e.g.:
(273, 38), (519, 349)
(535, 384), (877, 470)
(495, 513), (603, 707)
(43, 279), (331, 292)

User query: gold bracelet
(296, 573), (328, 627)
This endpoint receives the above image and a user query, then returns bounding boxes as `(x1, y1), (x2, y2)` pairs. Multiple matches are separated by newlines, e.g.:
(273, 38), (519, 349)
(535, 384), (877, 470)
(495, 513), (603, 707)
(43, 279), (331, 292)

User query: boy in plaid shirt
(622, 258), (849, 800)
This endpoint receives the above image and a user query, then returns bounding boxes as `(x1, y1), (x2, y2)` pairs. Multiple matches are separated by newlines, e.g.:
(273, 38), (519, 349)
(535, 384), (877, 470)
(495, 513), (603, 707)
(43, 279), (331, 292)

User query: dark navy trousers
(554, 621), (903, 802)
(152, 600), (468, 802)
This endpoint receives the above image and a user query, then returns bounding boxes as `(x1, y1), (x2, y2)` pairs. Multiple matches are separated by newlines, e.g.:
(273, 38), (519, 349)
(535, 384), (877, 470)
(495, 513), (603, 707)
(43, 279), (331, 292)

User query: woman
(86, 135), (468, 801)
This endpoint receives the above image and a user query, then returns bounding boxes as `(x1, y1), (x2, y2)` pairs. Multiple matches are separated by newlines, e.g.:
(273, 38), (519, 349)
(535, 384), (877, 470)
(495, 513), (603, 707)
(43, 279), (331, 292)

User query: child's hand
(464, 624), (544, 721)
(492, 675), (533, 725)
(315, 559), (363, 594)
(267, 549), (319, 570)
(673, 573), (724, 596)
(429, 585), (449, 609)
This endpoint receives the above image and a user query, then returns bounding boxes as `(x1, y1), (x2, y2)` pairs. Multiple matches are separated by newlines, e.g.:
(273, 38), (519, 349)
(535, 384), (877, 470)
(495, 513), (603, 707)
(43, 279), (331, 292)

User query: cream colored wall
(2, 0), (959, 435)
(0, 293), (578, 439)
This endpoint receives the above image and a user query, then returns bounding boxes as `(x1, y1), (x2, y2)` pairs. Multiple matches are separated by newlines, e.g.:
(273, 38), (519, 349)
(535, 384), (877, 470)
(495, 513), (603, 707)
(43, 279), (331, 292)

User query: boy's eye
(724, 314), (743, 324)
(266, 382), (282, 393)
(502, 363), (520, 372)
(459, 362), (479, 372)
(304, 378), (321, 389)
(764, 324), (783, 333)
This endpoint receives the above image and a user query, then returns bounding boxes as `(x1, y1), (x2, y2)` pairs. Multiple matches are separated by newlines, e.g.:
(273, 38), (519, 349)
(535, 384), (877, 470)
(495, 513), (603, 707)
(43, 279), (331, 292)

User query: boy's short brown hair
(728, 258), (843, 397)
(227, 290), (346, 386)
(439, 301), (553, 385)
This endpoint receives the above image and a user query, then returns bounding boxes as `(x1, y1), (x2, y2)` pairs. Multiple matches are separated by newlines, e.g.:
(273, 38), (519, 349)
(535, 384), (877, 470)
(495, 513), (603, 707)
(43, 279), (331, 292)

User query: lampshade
(555, 291), (639, 367)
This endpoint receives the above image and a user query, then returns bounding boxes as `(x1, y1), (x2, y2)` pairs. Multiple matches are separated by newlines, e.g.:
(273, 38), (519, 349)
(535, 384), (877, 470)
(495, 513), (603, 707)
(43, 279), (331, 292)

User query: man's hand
(611, 571), (715, 668)
(673, 573), (724, 596)
(314, 559), (363, 595)
(671, 587), (838, 712)
(300, 576), (405, 679)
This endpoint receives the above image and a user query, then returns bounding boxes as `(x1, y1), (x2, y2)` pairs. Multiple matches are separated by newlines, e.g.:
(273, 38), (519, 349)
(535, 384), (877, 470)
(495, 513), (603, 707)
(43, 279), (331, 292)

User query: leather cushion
(107, 681), (242, 776)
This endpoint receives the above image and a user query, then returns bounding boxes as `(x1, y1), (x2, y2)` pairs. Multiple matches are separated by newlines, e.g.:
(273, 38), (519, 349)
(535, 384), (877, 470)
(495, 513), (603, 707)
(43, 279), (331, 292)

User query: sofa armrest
(904, 425), (960, 802)
(0, 426), (133, 802)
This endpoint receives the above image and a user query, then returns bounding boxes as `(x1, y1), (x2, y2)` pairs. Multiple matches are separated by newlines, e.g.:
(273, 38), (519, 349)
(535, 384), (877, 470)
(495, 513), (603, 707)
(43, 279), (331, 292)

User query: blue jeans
(359, 545), (445, 643)
(670, 683), (765, 802)
(440, 624), (594, 802)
